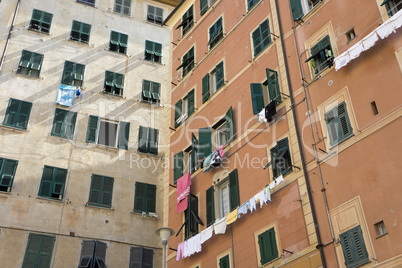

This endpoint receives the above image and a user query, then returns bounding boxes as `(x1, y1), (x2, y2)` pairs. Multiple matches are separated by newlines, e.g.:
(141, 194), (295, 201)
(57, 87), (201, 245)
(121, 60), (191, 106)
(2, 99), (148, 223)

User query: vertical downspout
(0, 0), (21, 73)
(274, 1), (327, 267)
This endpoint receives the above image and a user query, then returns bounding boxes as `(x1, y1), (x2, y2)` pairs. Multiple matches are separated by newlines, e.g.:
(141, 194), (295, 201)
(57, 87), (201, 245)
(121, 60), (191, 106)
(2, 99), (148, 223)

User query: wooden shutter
(3, 99), (19, 126)
(39, 166), (54, 198)
(102, 176), (114, 207)
(187, 89), (195, 116)
(0, 159), (18, 188)
(250, 83), (264, 114)
(206, 186), (215, 226)
(110, 31), (119, 47)
(130, 247), (143, 267)
(148, 128), (159, 155)
(154, 43), (162, 56)
(31, 53), (43, 71)
(146, 184), (156, 213)
(62, 61), (74, 85)
(325, 102), (353, 146)
(81, 23), (91, 43)
(325, 108), (338, 146)
(229, 169), (240, 210)
(115, 74), (124, 91)
(89, 175), (103, 205)
(104, 71), (114, 87)
(151, 82), (161, 101)
(277, 138), (292, 176)
(138, 126), (148, 153)
(86, 115), (99, 143)
(142, 80), (151, 99)
(17, 101), (32, 130)
(19, 50), (32, 68)
(202, 73), (210, 103)
(270, 144), (279, 178)
(216, 61), (225, 90)
(78, 240), (95, 268)
(118, 121), (130, 150)
(191, 133), (198, 173)
(23, 233), (41, 267)
(290, 0), (303, 20)
(143, 248), (153, 268)
(266, 68), (281, 103)
(51, 108), (66, 137)
(64, 110), (77, 139)
(41, 12), (53, 33)
(120, 33), (128, 50)
(173, 152), (183, 184)
(200, 0), (208, 15)
(174, 99), (182, 128)
(53, 168), (67, 197)
(260, 20), (271, 47)
(219, 254), (230, 268)
(198, 127), (211, 159)
(337, 102), (353, 142)
(94, 241), (107, 268)
(340, 225), (369, 267)
(267, 227), (278, 261)
(252, 27), (262, 56)
(38, 235), (55, 268)
(258, 231), (269, 265)
(226, 106), (234, 142)
(74, 63), (85, 83)
(134, 182), (146, 212)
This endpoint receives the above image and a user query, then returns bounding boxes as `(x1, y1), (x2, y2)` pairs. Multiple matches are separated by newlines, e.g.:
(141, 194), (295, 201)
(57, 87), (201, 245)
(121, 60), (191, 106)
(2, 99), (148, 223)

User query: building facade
(164, 0), (401, 268)
(0, 0), (177, 267)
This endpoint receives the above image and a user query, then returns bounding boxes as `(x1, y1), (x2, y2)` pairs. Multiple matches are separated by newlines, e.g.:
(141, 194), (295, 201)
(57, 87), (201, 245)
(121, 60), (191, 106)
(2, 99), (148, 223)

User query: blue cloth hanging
(55, 84), (76, 107)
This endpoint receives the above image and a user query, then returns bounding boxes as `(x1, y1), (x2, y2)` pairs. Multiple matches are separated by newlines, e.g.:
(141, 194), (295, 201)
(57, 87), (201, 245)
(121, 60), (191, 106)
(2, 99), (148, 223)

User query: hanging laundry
(176, 242), (185, 261)
(226, 208), (238, 225)
(248, 197), (256, 213)
(76, 87), (82, 97)
(177, 172), (191, 213)
(310, 59), (316, 69)
(214, 217), (227, 234)
(276, 175), (284, 185)
(238, 202), (248, 218)
(335, 53), (351, 71)
(257, 107), (266, 123)
(186, 234), (201, 256)
(203, 154), (212, 172)
(217, 145), (224, 158)
(361, 31), (378, 50)
(377, 19), (396, 39)
(259, 190), (267, 208)
(264, 186), (271, 202)
(203, 149), (223, 172)
(269, 180), (276, 189)
(55, 84), (76, 107)
(200, 226), (213, 244)
(348, 42), (364, 60)
(265, 101), (277, 123)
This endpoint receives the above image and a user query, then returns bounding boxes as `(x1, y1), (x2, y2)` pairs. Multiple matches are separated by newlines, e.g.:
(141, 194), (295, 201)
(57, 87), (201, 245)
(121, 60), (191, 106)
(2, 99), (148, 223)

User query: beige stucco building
(0, 0), (177, 267)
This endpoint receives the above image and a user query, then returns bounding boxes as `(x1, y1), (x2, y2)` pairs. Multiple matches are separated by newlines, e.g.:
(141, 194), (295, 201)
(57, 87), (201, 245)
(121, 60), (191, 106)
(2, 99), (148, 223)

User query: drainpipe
(0, 0), (21, 73)
(274, 0), (327, 267)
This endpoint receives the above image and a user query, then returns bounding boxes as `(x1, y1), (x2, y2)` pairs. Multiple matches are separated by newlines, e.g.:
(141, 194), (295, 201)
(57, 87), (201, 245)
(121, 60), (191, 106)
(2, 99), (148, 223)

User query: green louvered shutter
(202, 74), (210, 103)
(23, 233), (41, 267)
(216, 61), (225, 90)
(267, 227), (278, 261)
(187, 89), (195, 116)
(260, 20), (271, 47)
(86, 115), (99, 143)
(250, 83), (264, 114)
(118, 121), (130, 150)
(134, 182), (146, 212)
(53, 168), (67, 197)
(138, 126), (149, 153)
(174, 99), (182, 128)
(229, 169), (239, 210)
(110, 31), (119, 47)
(78, 241), (95, 268)
(17, 101), (32, 130)
(206, 186), (215, 226)
(325, 102), (353, 147)
(252, 27), (262, 56)
(146, 184), (156, 213)
(270, 144), (279, 178)
(130, 247), (142, 267)
(340, 226), (369, 268)
(31, 53), (43, 72)
(119, 33), (128, 54)
(37, 235), (55, 268)
(325, 108), (338, 146)
(142, 80), (151, 100)
(74, 63), (85, 84)
(61, 61), (74, 85)
(3, 99), (19, 127)
(51, 108), (66, 137)
(151, 82), (161, 101)
(226, 106), (234, 142)
(200, 0), (208, 15)
(290, 0), (303, 21)
(266, 68), (281, 103)
(277, 138), (292, 176)
(143, 248), (154, 268)
(89, 175), (102, 205)
(337, 102), (353, 142)
(105, 71), (114, 87)
(19, 50), (31, 68)
(191, 133), (198, 173)
(148, 128), (159, 155)
(0, 159), (18, 189)
(173, 151), (183, 184)
(198, 127), (211, 159)
(81, 23), (91, 43)
(41, 12), (53, 33)
(258, 231), (269, 265)
(64, 110), (77, 139)
(102, 176), (113, 207)
(39, 166), (53, 197)
(219, 254), (230, 268)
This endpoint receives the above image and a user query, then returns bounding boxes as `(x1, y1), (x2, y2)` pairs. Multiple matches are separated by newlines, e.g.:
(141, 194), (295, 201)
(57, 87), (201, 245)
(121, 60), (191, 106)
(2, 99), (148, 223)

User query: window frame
(109, 31), (128, 55)
(130, 247), (154, 268)
(208, 17), (223, 50)
(252, 19), (271, 57)
(0, 158), (18, 192)
(70, 20), (91, 44)
(142, 80), (161, 104)
(104, 71), (124, 96)
(51, 108), (77, 140)
(202, 61), (225, 103)
(270, 137), (292, 179)
(78, 240), (107, 268)
(258, 227), (279, 265)
(88, 174), (114, 208)
(114, 0), (131, 16)
(61, 61), (85, 87)
(76, 0), (95, 7)
(147, 5), (163, 24)
(38, 166), (67, 200)
(324, 101), (353, 147)
(177, 5), (194, 36)
(177, 47), (195, 77)
(381, 0), (402, 16)
(137, 126), (159, 155)
(134, 182), (156, 213)
(305, 35), (333, 75)
(176, 194), (204, 240)
(290, 0), (322, 21)
(17, 50), (44, 78)
(3, 98), (32, 130)
(200, 0), (217, 16)
(144, 40), (162, 63)
(29, 9), (53, 34)
(339, 225), (370, 268)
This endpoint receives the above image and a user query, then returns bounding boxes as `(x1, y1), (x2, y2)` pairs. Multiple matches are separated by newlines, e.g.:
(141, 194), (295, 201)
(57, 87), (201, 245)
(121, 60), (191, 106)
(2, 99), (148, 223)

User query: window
(109, 31), (128, 54)
(71, 21), (91, 43)
(346, 28), (356, 42)
(130, 247), (153, 268)
(290, 0), (321, 21)
(51, 108), (77, 139)
(216, 123), (227, 147)
(144, 40), (162, 63)
(29, 9), (53, 33)
(198, 127), (212, 160)
(182, 134), (199, 175)
(22, 233), (55, 268)
(86, 115), (130, 149)
(38, 166), (67, 200)
(213, 106), (234, 147)
(0, 158), (18, 192)
(173, 151), (183, 184)
(177, 6), (194, 36)
(61, 61), (85, 87)
(176, 195), (204, 239)
(78, 240), (107, 268)
(250, 68), (281, 114)
(252, 19), (271, 57)
(114, 0), (131, 16)
(200, 0), (217, 15)
(177, 47), (194, 77)
(248, 0), (259, 10)
(17, 50), (44, 77)
(202, 61), (224, 103)
(305, 35), (333, 74)
(147, 5), (163, 24)
(142, 80), (161, 104)
(138, 126), (158, 155)
(104, 71), (124, 96)
(134, 182), (156, 213)
(339, 225), (369, 268)
(174, 89), (195, 128)
(270, 138), (292, 178)
(381, 0), (402, 16)
(374, 221), (387, 237)
(88, 174), (114, 208)
(219, 254), (230, 268)
(3, 99), (32, 130)
(208, 17), (223, 49)
(77, 0), (95, 7)
(258, 227), (279, 265)
(206, 169), (239, 224)
(324, 102), (353, 147)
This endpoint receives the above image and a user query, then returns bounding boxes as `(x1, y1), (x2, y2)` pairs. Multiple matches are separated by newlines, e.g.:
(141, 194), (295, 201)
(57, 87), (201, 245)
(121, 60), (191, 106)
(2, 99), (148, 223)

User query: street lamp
(156, 227), (175, 268)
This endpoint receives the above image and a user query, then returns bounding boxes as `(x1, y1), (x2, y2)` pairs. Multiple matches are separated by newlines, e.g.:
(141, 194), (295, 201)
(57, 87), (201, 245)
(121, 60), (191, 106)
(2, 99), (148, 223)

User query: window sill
(0, 191), (12, 195)
(36, 196), (64, 203)
(144, 20), (164, 27)
(329, 133), (355, 150)
(49, 133), (73, 141)
(15, 71), (42, 80)
(375, 232), (388, 239)
(27, 28), (50, 35)
(67, 38), (93, 48)
(75, 1), (96, 8)
(136, 150), (162, 159)
(140, 99), (162, 107)
(0, 124), (28, 132)
(94, 144), (120, 152)
(110, 9), (132, 19)
(100, 91), (125, 99)
(105, 49), (130, 58)
(85, 203), (114, 211)
(130, 211), (159, 219)
(143, 58), (164, 66)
